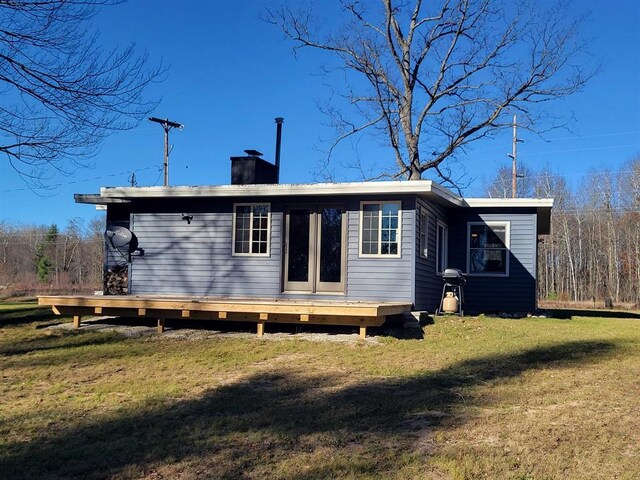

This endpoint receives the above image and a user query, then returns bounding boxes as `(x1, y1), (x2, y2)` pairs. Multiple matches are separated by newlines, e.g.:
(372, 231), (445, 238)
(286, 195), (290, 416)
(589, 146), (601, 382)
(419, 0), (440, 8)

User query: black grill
(437, 268), (466, 316)
(441, 268), (466, 286)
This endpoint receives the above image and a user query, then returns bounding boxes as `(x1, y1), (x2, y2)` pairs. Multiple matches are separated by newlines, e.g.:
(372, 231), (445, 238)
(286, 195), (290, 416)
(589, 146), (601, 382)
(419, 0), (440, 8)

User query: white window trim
(358, 200), (402, 258)
(466, 221), (510, 277)
(418, 206), (428, 259)
(435, 220), (448, 274)
(232, 202), (271, 257)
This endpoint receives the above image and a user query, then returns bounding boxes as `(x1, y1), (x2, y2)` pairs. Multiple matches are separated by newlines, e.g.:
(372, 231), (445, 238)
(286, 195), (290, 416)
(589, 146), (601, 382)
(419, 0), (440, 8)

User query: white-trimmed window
(233, 203), (270, 256)
(467, 222), (510, 276)
(418, 206), (428, 258)
(360, 201), (401, 257)
(436, 220), (448, 273)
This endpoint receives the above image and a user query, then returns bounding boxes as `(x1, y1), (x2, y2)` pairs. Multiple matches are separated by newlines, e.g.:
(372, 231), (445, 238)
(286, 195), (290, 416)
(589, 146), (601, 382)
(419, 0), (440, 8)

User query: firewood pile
(104, 265), (128, 295)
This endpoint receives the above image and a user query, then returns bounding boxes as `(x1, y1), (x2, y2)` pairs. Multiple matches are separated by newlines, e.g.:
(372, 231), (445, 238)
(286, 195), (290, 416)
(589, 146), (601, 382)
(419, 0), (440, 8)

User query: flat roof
(76, 180), (554, 210)
(90, 180), (461, 204)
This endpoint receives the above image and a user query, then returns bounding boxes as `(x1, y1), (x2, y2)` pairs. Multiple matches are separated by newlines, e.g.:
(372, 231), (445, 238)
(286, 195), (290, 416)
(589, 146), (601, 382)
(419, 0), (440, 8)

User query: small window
(418, 206), (428, 258)
(436, 221), (448, 273)
(233, 203), (270, 256)
(467, 222), (509, 275)
(360, 201), (401, 257)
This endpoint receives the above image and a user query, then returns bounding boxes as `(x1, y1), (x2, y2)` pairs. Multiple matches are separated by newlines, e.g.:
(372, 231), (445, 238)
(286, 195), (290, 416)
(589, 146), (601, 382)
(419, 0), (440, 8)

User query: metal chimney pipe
(274, 117), (284, 183)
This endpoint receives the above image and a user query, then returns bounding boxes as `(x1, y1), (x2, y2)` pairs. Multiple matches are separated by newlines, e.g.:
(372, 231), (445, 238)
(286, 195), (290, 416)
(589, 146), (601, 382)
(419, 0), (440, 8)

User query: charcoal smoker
(437, 268), (467, 316)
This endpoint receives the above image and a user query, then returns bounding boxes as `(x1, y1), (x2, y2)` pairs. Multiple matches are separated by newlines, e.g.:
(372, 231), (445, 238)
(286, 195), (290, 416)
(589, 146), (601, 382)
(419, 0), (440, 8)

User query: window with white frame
(418, 206), (428, 258)
(360, 201), (401, 256)
(233, 203), (270, 255)
(436, 221), (448, 273)
(467, 222), (509, 275)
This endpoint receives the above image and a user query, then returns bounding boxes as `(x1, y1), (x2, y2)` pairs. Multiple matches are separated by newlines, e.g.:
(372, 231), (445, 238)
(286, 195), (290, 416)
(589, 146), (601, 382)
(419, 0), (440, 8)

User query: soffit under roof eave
(462, 198), (554, 208)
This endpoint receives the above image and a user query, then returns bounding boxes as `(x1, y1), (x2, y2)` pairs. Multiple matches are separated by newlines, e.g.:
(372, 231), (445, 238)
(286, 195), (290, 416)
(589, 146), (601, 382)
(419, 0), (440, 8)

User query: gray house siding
(130, 210), (283, 296)
(120, 194), (415, 304)
(101, 193), (544, 312)
(414, 198), (448, 311)
(345, 196), (414, 303)
(446, 209), (538, 313)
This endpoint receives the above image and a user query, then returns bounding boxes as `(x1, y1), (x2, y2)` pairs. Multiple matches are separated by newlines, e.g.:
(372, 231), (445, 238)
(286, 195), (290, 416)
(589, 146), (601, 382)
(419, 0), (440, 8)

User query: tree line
(0, 217), (104, 297)
(486, 156), (640, 307)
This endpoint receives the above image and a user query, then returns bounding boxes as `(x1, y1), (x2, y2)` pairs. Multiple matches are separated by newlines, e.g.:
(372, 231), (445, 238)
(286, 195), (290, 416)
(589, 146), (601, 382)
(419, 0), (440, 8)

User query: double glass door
(284, 205), (346, 293)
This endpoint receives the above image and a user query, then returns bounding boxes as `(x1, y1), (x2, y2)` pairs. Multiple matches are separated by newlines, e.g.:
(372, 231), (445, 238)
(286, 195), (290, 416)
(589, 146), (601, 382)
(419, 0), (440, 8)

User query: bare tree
(0, 0), (163, 185)
(266, 0), (595, 186)
(484, 163), (536, 198)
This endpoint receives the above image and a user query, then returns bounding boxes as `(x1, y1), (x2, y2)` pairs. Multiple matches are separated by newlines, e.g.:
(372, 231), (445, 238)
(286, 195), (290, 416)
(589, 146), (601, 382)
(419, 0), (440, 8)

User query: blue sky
(1, 0), (639, 228)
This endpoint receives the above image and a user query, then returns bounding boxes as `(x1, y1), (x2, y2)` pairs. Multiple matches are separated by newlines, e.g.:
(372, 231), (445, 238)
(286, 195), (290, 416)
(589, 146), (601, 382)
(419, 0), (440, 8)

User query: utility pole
(507, 114), (524, 198)
(149, 117), (184, 186)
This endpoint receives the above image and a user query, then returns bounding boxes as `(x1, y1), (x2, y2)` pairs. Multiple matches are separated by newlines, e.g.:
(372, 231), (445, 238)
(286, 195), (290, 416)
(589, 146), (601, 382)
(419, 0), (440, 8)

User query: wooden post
(73, 315), (81, 329)
(157, 318), (165, 334)
(257, 322), (265, 337)
(359, 325), (367, 340)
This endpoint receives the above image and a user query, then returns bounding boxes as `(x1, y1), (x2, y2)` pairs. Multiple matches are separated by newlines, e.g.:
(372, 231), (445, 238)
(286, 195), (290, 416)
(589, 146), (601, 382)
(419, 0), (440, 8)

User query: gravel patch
(50, 317), (156, 338)
(47, 316), (393, 344)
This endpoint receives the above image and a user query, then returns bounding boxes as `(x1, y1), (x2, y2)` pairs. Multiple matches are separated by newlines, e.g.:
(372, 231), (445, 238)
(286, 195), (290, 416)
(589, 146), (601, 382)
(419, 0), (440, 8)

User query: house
(69, 151), (552, 316)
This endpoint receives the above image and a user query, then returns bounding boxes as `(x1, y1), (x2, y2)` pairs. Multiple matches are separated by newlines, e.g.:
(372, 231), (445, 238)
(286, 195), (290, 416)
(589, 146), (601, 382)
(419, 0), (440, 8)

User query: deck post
(73, 315), (81, 329)
(157, 318), (165, 334)
(257, 321), (265, 337)
(359, 325), (367, 340)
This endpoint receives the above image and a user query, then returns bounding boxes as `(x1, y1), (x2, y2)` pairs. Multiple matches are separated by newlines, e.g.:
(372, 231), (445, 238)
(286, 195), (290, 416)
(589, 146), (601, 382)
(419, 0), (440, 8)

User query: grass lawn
(1, 303), (639, 479)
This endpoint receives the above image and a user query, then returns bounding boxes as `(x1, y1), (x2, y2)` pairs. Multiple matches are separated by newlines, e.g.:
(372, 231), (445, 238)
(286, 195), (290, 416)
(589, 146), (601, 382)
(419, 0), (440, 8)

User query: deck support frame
(38, 296), (410, 338)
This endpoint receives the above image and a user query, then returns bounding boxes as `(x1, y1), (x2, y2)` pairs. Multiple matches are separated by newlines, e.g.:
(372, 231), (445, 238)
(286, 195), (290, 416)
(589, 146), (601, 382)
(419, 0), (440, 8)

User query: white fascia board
(98, 180), (464, 205)
(463, 198), (554, 208)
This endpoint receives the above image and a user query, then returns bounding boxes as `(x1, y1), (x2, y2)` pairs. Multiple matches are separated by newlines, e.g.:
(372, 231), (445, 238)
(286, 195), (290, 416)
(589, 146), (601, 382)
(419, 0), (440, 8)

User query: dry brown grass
(1, 304), (639, 479)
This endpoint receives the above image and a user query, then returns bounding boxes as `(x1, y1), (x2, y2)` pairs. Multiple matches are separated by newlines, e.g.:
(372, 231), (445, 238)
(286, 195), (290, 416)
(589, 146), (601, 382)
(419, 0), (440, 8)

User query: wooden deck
(38, 295), (412, 339)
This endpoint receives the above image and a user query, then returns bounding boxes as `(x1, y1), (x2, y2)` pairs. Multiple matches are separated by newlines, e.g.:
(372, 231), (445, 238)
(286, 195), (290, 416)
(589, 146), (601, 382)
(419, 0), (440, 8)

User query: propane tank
(443, 292), (459, 313)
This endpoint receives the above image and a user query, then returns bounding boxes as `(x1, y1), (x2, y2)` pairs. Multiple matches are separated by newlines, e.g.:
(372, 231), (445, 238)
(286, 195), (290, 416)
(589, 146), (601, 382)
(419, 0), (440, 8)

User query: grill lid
(441, 268), (466, 285)
(442, 268), (465, 278)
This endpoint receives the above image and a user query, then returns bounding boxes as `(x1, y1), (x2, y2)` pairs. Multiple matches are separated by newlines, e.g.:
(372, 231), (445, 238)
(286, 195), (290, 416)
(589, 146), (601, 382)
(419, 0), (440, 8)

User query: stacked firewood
(104, 265), (128, 295)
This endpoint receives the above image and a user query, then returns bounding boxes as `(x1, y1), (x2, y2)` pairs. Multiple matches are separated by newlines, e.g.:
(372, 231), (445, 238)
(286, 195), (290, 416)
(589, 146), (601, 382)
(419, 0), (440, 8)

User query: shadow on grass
(0, 306), (58, 328)
(0, 339), (618, 480)
(0, 331), (124, 357)
(548, 308), (640, 320)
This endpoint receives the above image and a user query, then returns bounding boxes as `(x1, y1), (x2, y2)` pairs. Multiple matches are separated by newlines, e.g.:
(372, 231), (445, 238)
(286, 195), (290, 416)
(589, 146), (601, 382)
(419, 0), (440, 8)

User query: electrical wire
(1, 166), (159, 193)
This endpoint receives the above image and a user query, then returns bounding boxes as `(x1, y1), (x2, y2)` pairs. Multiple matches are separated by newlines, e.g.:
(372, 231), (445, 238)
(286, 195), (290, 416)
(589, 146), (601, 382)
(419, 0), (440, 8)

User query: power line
(526, 169), (638, 178)
(467, 130), (640, 155)
(1, 166), (157, 193)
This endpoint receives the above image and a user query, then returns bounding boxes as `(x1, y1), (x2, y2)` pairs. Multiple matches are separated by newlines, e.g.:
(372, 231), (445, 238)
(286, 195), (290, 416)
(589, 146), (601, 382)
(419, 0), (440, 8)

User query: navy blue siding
(414, 198), (448, 311)
(447, 209), (538, 313)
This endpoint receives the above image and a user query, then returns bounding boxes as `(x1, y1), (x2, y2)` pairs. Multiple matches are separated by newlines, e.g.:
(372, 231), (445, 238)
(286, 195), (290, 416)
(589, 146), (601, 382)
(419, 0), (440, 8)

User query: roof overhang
(75, 181), (554, 234)
(463, 198), (554, 235)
